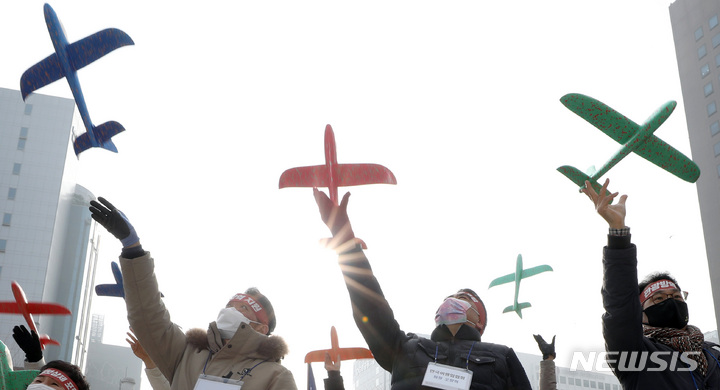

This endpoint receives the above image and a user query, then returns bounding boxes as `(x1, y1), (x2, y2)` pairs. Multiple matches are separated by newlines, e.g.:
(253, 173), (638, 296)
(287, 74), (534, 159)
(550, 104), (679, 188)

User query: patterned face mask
(435, 297), (472, 327)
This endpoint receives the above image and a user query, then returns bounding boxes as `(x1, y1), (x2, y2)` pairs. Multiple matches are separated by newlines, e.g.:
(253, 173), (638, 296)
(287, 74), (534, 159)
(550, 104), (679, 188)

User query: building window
(702, 63), (711, 78)
(2, 214), (11, 226)
(713, 33), (720, 48)
(715, 141), (720, 156)
(711, 15), (719, 30)
(717, 164), (720, 177)
(591, 381), (597, 389)
(12, 163), (21, 175)
(0, 240), (6, 253)
(699, 44), (708, 59)
(712, 121), (720, 136)
(696, 26), (705, 41)
(19, 127), (28, 139)
(17, 138), (26, 151)
(559, 376), (567, 384)
(7, 188), (16, 200)
(709, 101), (717, 116)
(706, 82), (714, 97)
(584, 379), (590, 387)
(716, 53), (720, 68)
(23, 104), (32, 115)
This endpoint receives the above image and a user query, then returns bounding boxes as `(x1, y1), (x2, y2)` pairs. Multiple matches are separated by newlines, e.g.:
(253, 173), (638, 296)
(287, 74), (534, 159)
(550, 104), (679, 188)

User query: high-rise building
(0, 87), (99, 368)
(669, 0), (720, 333)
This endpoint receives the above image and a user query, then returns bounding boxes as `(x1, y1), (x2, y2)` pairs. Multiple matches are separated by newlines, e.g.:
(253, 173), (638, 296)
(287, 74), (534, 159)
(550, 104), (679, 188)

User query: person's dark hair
(638, 272), (681, 295)
(39, 360), (89, 390)
(245, 287), (276, 334)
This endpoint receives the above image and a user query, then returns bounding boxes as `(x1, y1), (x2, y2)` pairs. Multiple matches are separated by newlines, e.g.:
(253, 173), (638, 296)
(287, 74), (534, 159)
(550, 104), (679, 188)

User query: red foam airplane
(279, 124), (397, 205)
(305, 326), (373, 364)
(0, 281), (71, 348)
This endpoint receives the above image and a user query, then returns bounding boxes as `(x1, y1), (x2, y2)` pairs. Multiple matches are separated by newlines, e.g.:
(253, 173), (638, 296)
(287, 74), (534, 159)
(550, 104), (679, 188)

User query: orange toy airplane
(305, 326), (373, 364)
(0, 281), (71, 348)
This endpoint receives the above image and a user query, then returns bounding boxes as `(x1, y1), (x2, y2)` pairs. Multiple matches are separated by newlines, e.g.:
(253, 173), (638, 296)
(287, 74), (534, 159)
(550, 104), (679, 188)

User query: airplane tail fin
(502, 305), (514, 314)
(38, 334), (61, 349)
(73, 121), (125, 156)
(557, 165), (611, 198)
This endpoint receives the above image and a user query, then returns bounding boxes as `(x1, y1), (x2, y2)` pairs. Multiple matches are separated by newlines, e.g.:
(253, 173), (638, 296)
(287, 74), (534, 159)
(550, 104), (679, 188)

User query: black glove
(89, 197), (139, 247)
(13, 325), (42, 363)
(533, 334), (556, 360)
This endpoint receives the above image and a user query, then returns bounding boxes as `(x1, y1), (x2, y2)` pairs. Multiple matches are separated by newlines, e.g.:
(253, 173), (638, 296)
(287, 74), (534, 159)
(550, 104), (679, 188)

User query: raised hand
(533, 334), (556, 360)
(581, 179), (627, 229)
(13, 325), (42, 363)
(89, 197), (139, 247)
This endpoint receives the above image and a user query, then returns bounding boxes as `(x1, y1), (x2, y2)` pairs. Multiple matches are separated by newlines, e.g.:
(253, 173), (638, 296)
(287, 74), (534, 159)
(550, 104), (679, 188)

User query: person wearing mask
(313, 189), (531, 389)
(89, 197), (297, 390)
(28, 360), (89, 390)
(583, 179), (720, 389)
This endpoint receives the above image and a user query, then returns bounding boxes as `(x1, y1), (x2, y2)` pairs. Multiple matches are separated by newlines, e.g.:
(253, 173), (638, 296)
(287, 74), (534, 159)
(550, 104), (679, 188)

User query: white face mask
(216, 307), (260, 339)
(28, 384), (55, 390)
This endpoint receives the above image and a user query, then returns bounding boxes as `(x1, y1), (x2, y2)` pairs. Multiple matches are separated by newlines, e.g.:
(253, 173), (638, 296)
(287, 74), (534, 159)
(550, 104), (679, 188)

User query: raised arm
(90, 197), (187, 381)
(582, 180), (644, 366)
(313, 189), (407, 372)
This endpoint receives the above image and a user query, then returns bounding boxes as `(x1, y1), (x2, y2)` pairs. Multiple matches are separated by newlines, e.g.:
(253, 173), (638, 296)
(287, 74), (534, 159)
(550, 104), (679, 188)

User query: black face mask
(644, 298), (689, 329)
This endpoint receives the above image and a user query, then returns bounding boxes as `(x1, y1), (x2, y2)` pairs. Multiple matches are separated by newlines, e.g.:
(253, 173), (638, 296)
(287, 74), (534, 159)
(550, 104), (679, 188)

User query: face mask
(28, 384), (55, 390)
(644, 298), (689, 329)
(435, 298), (471, 326)
(216, 307), (260, 339)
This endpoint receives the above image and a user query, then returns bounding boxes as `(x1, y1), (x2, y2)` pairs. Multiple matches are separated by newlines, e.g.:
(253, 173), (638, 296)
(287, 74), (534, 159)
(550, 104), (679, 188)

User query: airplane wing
(488, 273), (515, 288)
(20, 54), (65, 99)
(279, 164), (397, 189)
(520, 265), (553, 279)
(95, 284), (124, 298)
(66, 28), (134, 72)
(305, 347), (374, 363)
(25, 303), (71, 315)
(560, 93), (639, 144)
(337, 164), (397, 186)
(279, 165), (328, 188)
(632, 135), (701, 183)
(20, 28), (133, 100)
(0, 303), (22, 314)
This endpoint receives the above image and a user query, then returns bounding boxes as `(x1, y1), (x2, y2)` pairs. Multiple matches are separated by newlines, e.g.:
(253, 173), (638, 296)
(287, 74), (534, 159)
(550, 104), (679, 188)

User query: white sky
(1, 1), (716, 389)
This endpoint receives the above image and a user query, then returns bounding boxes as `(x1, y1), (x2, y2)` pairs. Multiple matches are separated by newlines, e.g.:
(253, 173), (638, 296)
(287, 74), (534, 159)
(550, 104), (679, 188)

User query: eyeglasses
(651, 291), (689, 304)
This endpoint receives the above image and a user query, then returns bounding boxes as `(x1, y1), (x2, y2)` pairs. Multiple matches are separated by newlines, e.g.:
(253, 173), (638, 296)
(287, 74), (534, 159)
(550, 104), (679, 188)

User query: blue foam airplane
(95, 261), (163, 299)
(20, 3), (134, 156)
(488, 254), (553, 318)
(94, 262), (125, 298)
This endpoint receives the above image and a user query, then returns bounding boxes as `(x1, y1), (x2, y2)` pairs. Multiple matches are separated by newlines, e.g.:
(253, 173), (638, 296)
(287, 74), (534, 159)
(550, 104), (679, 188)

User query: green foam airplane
(0, 339), (39, 390)
(488, 254), (553, 318)
(557, 93), (700, 196)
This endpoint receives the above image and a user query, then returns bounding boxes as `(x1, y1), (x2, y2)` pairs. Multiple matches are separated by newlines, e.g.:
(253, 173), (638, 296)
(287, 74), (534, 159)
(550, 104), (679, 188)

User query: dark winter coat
(338, 246), (531, 390)
(602, 234), (720, 389)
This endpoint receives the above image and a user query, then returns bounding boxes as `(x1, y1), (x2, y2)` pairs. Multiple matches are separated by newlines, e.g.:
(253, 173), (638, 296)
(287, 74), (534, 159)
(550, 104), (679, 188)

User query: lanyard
(202, 351), (267, 380)
(433, 341), (477, 369)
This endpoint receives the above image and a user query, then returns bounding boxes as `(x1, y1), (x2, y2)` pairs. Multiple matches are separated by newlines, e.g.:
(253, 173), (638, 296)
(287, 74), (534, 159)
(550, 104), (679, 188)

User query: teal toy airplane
(488, 254), (552, 318)
(557, 93), (700, 197)
(0, 340), (39, 390)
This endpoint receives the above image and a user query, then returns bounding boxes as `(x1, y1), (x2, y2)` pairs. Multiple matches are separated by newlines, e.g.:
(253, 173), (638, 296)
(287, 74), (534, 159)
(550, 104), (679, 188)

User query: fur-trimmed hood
(185, 325), (290, 362)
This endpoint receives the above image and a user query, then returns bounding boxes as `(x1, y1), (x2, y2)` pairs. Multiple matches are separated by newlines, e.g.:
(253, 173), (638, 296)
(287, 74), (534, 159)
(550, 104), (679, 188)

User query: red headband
(39, 369), (78, 390)
(229, 293), (269, 326)
(640, 279), (679, 304)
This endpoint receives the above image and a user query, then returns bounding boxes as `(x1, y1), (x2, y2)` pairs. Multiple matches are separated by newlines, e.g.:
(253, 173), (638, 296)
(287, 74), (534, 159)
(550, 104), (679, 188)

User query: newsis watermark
(570, 351), (700, 372)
